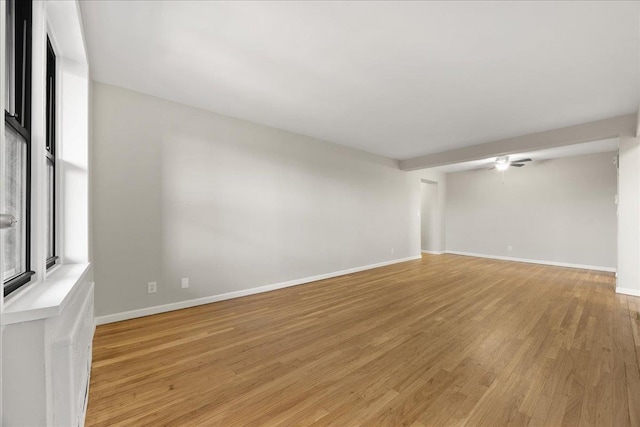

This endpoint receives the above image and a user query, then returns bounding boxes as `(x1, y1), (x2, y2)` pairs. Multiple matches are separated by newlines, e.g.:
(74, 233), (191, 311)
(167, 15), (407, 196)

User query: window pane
(46, 158), (54, 259)
(3, 125), (27, 281)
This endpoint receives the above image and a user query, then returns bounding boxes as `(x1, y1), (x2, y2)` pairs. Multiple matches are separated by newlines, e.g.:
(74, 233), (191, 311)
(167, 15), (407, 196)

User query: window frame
(45, 35), (57, 270)
(4, 0), (34, 296)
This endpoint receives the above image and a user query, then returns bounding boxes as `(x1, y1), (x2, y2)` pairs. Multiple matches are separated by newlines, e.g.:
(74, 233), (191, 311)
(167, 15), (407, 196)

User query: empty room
(1, 1), (640, 426)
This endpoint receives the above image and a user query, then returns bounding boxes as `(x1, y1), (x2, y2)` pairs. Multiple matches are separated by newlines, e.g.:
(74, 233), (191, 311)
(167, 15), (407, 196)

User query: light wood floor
(86, 254), (640, 426)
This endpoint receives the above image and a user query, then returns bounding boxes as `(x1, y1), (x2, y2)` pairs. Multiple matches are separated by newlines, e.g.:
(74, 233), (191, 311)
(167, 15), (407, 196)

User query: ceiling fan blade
(513, 158), (532, 163)
(511, 163), (525, 167)
(489, 167), (495, 170)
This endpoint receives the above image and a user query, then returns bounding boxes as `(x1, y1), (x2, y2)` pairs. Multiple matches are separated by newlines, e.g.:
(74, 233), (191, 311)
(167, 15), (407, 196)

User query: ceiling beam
(400, 114), (636, 171)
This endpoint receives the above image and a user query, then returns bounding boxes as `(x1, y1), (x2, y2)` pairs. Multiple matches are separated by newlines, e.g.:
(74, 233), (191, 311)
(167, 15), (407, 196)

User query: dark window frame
(4, 0), (34, 296)
(45, 36), (57, 270)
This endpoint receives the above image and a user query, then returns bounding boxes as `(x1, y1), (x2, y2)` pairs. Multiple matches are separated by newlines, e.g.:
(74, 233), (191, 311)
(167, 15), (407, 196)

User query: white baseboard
(445, 250), (616, 273)
(421, 250), (445, 255)
(616, 287), (640, 297)
(95, 255), (422, 325)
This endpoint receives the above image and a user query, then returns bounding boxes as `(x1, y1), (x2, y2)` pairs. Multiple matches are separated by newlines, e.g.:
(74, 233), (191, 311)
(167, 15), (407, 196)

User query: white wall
(92, 82), (422, 318)
(617, 136), (640, 294)
(420, 182), (440, 252)
(60, 60), (90, 264)
(445, 151), (618, 270)
(420, 182), (434, 251)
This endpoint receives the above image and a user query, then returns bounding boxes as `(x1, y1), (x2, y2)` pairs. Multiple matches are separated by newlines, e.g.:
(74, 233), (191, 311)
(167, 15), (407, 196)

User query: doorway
(420, 180), (441, 254)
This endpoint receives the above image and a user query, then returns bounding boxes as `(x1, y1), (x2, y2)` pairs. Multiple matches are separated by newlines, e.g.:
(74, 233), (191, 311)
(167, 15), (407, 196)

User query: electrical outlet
(507, 245), (513, 251)
(181, 277), (189, 289)
(147, 282), (157, 294)
(391, 248), (395, 254)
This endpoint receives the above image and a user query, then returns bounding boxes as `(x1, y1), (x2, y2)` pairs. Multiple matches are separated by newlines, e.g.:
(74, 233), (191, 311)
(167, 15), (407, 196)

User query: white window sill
(3, 263), (91, 325)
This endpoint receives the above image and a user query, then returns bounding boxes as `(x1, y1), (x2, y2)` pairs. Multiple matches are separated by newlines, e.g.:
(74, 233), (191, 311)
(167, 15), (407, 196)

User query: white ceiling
(433, 138), (620, 173)
(80, 1), (639, 161)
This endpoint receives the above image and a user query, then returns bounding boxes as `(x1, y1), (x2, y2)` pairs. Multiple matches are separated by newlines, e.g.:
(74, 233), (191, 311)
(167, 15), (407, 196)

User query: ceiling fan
(489, 155), (532, 171)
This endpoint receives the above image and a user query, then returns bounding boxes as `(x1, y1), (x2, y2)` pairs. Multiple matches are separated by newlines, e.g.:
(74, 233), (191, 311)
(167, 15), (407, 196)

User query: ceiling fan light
(494, 156), (510, 171)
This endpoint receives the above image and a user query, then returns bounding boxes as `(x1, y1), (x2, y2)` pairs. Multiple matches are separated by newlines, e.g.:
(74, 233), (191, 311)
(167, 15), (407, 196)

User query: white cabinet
(2, 264), (94, 427)
(52, 283), (94, 427)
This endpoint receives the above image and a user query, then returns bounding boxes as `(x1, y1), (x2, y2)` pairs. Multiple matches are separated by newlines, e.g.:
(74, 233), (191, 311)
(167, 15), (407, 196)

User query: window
(3, 0), (33, 295)
(46, 36), (57, 269)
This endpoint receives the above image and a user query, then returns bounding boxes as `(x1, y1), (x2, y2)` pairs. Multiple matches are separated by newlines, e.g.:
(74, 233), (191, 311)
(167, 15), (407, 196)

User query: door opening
(420, 180), (440, 254)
